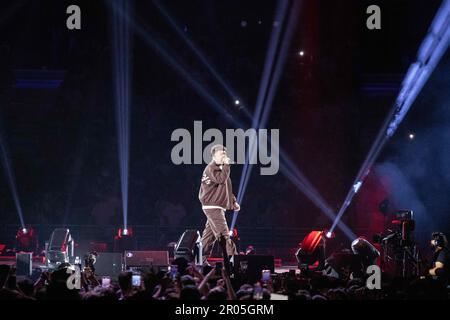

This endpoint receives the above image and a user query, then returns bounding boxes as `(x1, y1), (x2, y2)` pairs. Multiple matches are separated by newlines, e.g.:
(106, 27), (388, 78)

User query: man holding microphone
(198, 144), (240, 265)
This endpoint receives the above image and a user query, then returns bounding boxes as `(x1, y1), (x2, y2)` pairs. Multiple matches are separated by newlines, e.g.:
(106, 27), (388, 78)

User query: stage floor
(0, 256), (299, 274)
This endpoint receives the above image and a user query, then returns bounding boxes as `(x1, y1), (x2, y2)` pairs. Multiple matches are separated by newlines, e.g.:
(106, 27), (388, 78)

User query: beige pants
(201, 208), (237, 262)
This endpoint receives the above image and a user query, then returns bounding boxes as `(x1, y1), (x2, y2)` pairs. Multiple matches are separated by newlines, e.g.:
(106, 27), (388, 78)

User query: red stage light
(299, 230), (324, 255)
(16, 227), (38, 252)
(117, 227), (133, 239)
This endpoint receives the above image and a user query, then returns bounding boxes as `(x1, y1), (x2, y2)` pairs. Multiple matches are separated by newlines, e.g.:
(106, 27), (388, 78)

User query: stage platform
(0, 255), (299, 275)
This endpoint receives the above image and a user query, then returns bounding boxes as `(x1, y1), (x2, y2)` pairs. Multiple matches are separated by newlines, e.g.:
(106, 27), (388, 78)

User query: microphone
(224, 158), (235, 164)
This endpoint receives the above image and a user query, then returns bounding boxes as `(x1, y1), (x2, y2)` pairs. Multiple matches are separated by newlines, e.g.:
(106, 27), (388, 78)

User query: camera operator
(429, 232), (450, 285)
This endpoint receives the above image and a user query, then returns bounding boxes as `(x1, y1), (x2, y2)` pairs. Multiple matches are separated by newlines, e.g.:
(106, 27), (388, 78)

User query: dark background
(0, 0), (448, 256)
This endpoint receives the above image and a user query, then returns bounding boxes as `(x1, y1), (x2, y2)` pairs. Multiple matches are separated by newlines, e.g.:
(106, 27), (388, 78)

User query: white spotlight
(123, 228), (129, 236)
(298, 50), (304, 56)
(326, 231), (332, 239)
(408, 133), (415, 140)
(235, 100), (240, 105)
(22, 228), (28, 234)
(353, 181), (362, 194)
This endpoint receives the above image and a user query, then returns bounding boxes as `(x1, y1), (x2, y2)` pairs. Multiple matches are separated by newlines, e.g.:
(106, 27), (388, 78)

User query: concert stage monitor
(124, 250), (169, 272)
(94, 252), (124, 280)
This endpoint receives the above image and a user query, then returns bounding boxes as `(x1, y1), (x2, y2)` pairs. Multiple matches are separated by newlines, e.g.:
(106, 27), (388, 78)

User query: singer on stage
(198, 144), (240, 265)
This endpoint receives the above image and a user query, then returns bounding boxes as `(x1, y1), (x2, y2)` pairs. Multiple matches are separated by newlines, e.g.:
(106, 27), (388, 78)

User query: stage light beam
(0, 133), (26, 229)
(153, 0), (253, 119)
(153, 0), (339, 233)
(232, 0), (299, 230)
(110, 0), (133, 230)
(124, 0), (355, 238)
(328, 0), (450, 235)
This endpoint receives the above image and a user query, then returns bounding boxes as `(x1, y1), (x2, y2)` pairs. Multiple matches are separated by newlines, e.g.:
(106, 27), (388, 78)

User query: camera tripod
(382, 239), (421, 277)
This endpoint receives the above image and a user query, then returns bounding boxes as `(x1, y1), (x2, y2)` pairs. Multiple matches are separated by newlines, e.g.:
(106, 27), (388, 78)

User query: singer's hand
(223, 157), (231, 165)
(233, 202), (241, 211)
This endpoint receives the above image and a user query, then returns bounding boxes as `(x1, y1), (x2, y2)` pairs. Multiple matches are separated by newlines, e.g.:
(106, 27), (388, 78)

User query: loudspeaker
(233, 255), (274, 284)
(124, 251), (169, 268)
(174, 229), (201, 263)
(94, 252), (123, 280)
(113, 235), (137, 252)
(16, 252), (32, 277)
(90, 242), (108, 252)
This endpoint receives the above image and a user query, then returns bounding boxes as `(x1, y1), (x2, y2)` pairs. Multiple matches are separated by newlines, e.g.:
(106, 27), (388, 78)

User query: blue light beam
(329, 0), (450, 234)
